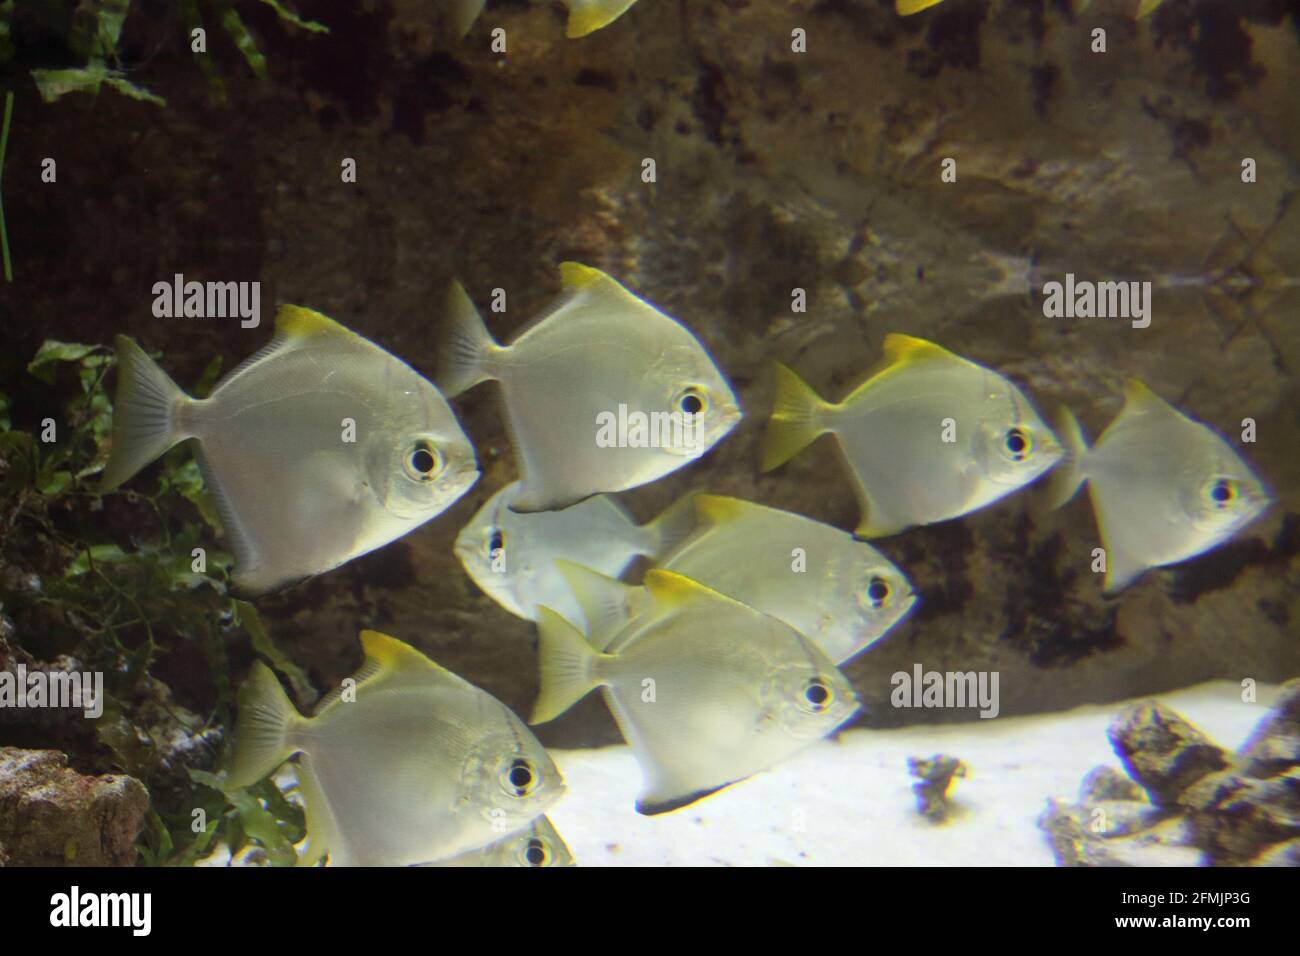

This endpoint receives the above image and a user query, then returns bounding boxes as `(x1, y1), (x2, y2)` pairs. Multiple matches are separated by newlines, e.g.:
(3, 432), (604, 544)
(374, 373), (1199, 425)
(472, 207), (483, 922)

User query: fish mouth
(443, 461), (482, 502)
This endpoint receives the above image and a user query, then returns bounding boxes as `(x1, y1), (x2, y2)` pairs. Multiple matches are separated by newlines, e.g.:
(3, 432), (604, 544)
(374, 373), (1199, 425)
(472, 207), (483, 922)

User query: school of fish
(94, 1), (1273, 866)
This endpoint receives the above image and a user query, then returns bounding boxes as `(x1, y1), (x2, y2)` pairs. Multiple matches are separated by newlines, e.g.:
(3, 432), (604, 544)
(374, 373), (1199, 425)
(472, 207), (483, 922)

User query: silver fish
(532, 570), (860, 815)
(455, 481), (695, 628)
(101, 307), (478, 595)
(655, 495), (916, 663)
(763, 334), (1062, 537)
(437, 263), (742, 512)
(226, 630), (564, 866)
(1050, 380), (1271, 593)
(428, 815), (575, 867)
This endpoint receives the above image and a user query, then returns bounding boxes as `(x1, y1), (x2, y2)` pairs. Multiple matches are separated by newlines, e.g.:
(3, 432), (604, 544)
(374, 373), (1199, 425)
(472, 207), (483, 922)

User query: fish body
(657, 496), (916, 664)
(227, 631), (564, 866)
(1050, 381), (1271, 593)
(532, 571), (860, 815)
(763, 335), (1062, 537)
(439, 263), (741, 512)
(102, 308), (478, 595)
(429, 815), (575, 867)
(455, 481), (695, 628)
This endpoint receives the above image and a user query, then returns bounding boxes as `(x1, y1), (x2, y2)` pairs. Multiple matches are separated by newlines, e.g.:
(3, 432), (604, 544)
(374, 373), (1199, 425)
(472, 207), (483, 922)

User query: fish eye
(502, 758), (538, 798)
(488, 529), (505, 555)
(800, 677), (833, 714)
(675, 386), (708, 417)
(867, 576), (891, 608)
(1207, 478), (1236, 508)
(1003, 427), (1032, 462)
(404, 441), (443, 482)
(520, 838), (550, 867)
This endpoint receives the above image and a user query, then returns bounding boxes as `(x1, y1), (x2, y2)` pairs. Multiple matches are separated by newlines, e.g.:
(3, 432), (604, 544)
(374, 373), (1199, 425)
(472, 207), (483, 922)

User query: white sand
(546, 680), (1282, 867)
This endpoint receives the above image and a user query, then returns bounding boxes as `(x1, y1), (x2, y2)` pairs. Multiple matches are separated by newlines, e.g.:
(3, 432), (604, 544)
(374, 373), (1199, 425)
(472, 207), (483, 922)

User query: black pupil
(525, 840), (546, 865)
(806, 681), (829, 706)
(868, 578), (889, 603)
(680, 393), (703, 415)
(509, 762), (532, 790)
(1006, 430), (1026, 454)
(1212, 480), (1232, 503)
(412, 448), (435, 474)
(490, 531), (504, 552)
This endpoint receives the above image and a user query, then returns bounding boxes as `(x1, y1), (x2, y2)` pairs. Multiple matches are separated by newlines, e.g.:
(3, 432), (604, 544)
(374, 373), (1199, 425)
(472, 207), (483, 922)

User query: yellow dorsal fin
(642, 569), (724, 608)
(558, 262), (616, 291)
(694, 495), (751, 527)
(881, 333), (959, 366)
(1118, 379), (1187, 430)
(1121, 378), (1173, 413)
(557, 262), (654, 316)
(358, 629), (442, 676)
(275, 304), (354, 340)
(565, 0), (639, 38)
(895, 0), (947, 15)
(843, 334), (964, 402)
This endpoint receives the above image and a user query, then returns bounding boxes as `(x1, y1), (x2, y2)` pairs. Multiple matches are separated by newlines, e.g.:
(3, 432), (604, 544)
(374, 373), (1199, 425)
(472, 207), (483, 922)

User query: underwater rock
(1043, 682), (1300, 866)
(1108, 701), (1229, 808)
(0, 747), (148, 866)
(1079, 765), (1144, 803)
(908, 754), (968, 823)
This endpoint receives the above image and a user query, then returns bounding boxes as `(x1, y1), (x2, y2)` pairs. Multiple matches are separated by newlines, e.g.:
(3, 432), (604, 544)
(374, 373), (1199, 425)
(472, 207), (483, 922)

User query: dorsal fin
(558, 262), (650, 313)
(358, 629), (442, 673)
(845, 334), (966, 401)
(693, 494), (753, 527)
(314, 630), (457, 715)
(275, 304), (357, 341)
(1120, 379), (1186, 425)
(642, 568), (746, 612)
(881, 333), (961, 367)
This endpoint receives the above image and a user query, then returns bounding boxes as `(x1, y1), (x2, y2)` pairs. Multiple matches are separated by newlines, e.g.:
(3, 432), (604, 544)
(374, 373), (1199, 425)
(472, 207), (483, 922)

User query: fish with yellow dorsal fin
(227, 630), (564, 866)
(531, 570), (860, 815)
(762, 335), (1062, 538)
(101, 308), (478, 595)
(655, 495), (917, 663)
(550, 497), (917, 663)
(1049, 381), (1271, 593)
(437, 263), (741, 512)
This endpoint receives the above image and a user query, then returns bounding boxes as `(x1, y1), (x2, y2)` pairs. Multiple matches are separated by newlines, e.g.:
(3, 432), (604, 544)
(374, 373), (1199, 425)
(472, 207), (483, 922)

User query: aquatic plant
(1, 0), (327, 107)
(0, 340), (311, 864)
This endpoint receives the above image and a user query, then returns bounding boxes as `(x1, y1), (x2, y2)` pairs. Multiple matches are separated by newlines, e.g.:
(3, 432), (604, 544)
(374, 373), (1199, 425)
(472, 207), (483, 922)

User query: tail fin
(99, 336), (191, 492)
(1047, 406), (1090, 509)
(761, 362), (831, 471)
(531, 606), (603, 724)
(640, 492), (701, 561)
(437, 282), (500, 397)
(563, 0), (639, 38)
(226, 661), (302, 788)
(554, 559), (636, 651)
